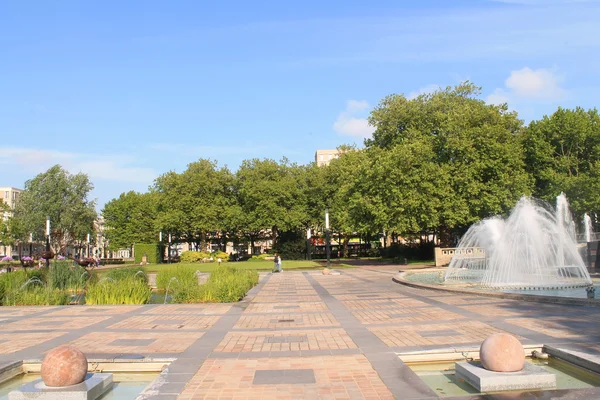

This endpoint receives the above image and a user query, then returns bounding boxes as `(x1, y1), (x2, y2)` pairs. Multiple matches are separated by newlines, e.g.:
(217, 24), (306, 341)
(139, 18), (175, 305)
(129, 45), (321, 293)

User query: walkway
(0, 267), (599, 399)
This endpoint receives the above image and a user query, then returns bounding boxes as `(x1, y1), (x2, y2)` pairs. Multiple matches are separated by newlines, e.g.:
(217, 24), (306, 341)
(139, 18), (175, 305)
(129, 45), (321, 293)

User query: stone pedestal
(9, 373), (113, 400)
(455, 361), (556, 392)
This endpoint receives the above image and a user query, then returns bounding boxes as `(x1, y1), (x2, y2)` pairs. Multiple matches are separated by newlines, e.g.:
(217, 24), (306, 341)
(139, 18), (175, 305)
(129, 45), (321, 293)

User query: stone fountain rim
(393, 270), (600, 307)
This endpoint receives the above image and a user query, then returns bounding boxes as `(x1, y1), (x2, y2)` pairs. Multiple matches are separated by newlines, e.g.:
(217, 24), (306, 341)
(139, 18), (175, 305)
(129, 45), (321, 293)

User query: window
(328, 154), (333, 160)
(4, 191), (8, 199)
(320, 155), (324, 161)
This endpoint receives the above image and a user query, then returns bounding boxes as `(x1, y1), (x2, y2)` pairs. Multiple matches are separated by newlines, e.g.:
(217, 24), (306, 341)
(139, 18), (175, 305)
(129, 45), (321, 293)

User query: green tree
(11, 165), (97, 254)
(236, 158), (308, 249)
(366, 82), (532, 245)
(153, 159), (236, 251)
(102, 191), (159, 252)
(523, 107), (600, 217)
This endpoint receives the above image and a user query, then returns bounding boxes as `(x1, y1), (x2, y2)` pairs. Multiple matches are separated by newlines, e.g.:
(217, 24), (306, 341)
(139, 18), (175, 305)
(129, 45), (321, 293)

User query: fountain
(445, 194), (593, 290)
(584, 213), (594, 242)
(9, 345), (112, 400)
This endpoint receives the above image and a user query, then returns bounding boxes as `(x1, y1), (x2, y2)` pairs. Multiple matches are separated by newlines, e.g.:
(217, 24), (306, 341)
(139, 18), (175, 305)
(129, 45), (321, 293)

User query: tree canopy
(11, 165), (97, 254)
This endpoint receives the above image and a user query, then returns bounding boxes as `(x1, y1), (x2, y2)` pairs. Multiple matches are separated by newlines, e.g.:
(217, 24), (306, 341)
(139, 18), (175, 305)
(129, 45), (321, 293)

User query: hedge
(134, 243), (163, 264)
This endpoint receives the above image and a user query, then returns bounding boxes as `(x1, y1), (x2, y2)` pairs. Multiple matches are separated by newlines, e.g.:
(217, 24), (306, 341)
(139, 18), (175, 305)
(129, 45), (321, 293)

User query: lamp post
(45, 216), (50, 268)
(325, 209), (331, 268)
(306, 228), (312, 261)
(87, 233), (90, 258)
(168, 233), (172, 264)
(159, 231), (163, 263)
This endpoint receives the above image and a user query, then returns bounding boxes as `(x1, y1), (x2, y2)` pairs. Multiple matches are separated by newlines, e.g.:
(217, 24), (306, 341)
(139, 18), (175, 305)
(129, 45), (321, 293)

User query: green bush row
(85, 277), (152, 305)
(171, 266), (259, 303)
(156, 265), (199, 290)
(134, 243), (163, 264)
(247, 254), (273, 262)
(180, 250), (229, 263)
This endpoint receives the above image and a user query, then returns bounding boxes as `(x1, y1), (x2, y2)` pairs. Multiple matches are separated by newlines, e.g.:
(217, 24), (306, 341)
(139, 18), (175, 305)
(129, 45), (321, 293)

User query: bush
(134, 243), (163, 264)
(85, 278), (152, 305)
(248, 254), (273, 262)
(180, 251), (209, 263)
(47, 261), (88, 290)
(172, 266), (258, 303)
(105, 268), (148, 284)
(3, 287), (69, 306)
(0, 270), (44, 293)
(212, 251), (229, 262)
(156, 265), (199, 290)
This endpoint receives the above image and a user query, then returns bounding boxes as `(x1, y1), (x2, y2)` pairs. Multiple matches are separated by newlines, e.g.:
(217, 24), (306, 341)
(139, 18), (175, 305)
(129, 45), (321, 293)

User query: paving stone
(418, 329), (460, 337)
(109, 338), (157, 346)
(252, 368), (316, 384)
(264, 335), (307, 343)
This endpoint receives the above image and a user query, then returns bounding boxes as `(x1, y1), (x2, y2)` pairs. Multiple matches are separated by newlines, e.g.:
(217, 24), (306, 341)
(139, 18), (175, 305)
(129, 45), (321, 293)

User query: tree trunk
(438, 226), (453, 247)
(221, 230), (227, 252)
(271, 226), (278, 250)
(342, 234), (350, 258)
(200, 232), (207, 253)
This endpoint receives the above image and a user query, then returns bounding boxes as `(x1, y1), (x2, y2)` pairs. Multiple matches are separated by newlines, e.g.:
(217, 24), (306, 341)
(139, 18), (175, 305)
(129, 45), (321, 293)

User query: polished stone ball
(41, 345), (88, 387)
(322, 268), (330, 275)
(480, 333), (525, 372)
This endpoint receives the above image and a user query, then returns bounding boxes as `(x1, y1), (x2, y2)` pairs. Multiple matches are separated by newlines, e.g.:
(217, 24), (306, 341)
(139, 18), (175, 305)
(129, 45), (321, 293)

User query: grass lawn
(98, 260), (354, 275)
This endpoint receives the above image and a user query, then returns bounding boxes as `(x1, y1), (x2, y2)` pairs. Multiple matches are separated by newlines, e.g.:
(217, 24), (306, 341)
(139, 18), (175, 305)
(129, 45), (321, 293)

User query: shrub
(47, 261), (88, 290)
(212, 251), (229, 262)
(105, 268), (148, 284)
(85, 278), (152, 305)
(180, 251), (209, 263)
(3, 287), (69, 306)
(134, 243), (163, 264)
(0, 269), (44, 293)
(248, 254), (273, 262)
(156, 265), (199, 290)
(172, 266), (258, 303)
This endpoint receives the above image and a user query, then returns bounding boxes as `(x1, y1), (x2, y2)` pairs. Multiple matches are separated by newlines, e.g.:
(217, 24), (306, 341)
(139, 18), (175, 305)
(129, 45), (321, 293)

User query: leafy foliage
(85, 277), (152, 305)
(102, 191), (159, 251)
(134, 243), (163, 264)
(3, 287), (69, 306)
(10, 165), (97, 253)
(46, 261), (88, 290)
(155, 265), (199, 290)
(172, 266), (258, 303)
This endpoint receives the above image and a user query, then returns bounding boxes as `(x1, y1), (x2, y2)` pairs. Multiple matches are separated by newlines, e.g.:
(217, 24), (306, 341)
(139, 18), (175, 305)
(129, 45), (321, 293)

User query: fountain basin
(455, 361), (555, 392)
(0, 360), (167, 400)
(396, 270), (600, 305)
(9, 373), (112, 400)
(403, 345), (600, 397)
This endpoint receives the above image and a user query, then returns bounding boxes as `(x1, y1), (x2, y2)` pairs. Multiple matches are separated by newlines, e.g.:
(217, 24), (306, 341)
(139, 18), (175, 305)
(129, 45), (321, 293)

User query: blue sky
(1, 0), (600, 209)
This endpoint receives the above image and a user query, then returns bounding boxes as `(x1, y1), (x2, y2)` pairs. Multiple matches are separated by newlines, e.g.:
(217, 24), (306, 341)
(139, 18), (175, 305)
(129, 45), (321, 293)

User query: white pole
(325, 210), (329, 230)
(306, 228), (311, 239)
(159, 231), (162, 242)
(87, 233), (90, 243)
(46, 217), (50, 236)
(169, 233), (172, 243)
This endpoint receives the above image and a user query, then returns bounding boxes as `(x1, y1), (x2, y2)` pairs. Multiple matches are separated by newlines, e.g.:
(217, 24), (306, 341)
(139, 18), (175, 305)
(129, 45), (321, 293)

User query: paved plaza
(0, 266), (599, 399)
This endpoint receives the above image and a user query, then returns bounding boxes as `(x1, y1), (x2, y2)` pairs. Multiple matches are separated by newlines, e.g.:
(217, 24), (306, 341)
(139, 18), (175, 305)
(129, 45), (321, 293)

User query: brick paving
(0, 267), (598, 399)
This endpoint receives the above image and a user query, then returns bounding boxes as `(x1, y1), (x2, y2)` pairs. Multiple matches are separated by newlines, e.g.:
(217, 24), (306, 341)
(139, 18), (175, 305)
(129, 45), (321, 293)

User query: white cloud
(333, 100), (375, 139)
(407, 84), (441, 100)
(0, 147), (156, 184)
(486, 67), (566, 105)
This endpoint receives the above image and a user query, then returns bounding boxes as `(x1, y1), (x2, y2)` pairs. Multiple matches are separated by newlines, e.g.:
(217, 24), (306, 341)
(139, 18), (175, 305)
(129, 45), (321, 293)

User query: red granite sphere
(41, 345), (88, 387)
(480, 333), (525, 372)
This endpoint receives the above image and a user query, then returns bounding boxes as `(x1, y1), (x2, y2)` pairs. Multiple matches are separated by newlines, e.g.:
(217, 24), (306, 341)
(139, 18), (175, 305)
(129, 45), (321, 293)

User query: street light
(306, 228), (312, 261)
(168, 233), (172, 264)
(325, 209), (331, 268)
(45, 216), (50, 268)
(87, 233), (90, 258)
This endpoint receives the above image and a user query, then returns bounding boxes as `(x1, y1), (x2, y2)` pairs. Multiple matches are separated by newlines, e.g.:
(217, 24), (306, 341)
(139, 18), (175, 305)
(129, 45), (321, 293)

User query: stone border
(393, 271), (600, 307)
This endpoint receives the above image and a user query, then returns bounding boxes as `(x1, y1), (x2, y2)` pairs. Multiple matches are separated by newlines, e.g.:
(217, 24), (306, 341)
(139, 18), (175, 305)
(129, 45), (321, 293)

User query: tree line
(4, 81), (600, 258)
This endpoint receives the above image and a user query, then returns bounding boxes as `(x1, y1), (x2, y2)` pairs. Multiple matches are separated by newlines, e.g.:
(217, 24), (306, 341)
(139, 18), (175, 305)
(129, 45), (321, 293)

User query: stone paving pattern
(0, 266), (599, 399)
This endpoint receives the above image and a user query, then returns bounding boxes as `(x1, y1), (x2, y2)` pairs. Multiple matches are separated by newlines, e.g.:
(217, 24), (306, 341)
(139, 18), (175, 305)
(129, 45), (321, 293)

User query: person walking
(273, 253), (282, 273)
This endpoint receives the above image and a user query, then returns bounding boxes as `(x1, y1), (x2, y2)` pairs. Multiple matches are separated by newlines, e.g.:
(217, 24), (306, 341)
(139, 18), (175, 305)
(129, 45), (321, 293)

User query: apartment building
(0, 187), (23, 257)
(315, 149), (340, 166)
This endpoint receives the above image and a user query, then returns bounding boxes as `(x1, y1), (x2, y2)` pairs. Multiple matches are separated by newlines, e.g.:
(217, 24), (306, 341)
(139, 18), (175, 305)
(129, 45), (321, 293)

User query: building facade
(315, 149), (340, 166)
(0, 187), (23, 257)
